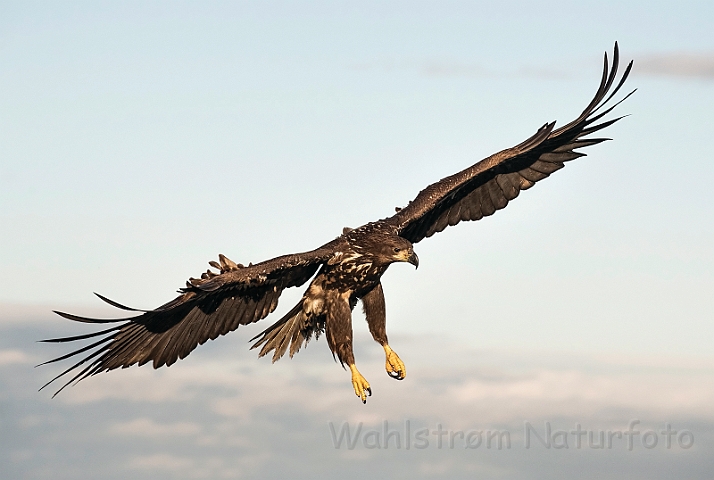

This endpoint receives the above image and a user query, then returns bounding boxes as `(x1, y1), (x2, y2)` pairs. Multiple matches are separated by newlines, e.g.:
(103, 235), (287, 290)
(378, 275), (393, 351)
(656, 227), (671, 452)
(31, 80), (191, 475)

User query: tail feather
(250, 299), (324, 362)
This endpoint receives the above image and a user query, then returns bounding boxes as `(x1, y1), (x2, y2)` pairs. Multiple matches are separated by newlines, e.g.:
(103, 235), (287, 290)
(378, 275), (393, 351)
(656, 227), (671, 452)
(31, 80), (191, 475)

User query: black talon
(388, 370), (404, 380)
(367, 387), (372, 396)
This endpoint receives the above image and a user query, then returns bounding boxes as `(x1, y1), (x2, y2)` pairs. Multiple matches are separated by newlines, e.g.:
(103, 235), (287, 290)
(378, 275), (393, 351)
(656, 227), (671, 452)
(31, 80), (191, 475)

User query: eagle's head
(373, 235), (419, 269)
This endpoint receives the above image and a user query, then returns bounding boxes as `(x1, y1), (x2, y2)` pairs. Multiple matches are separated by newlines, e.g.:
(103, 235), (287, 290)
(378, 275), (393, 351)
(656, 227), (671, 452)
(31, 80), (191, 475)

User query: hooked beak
(407, 251), (419, 269)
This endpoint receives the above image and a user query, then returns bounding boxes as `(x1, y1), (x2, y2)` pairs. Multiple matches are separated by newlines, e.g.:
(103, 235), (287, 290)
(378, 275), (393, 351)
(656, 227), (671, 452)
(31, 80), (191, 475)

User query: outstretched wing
(384, 43), (634, 243)
(40, 243), (338, 396)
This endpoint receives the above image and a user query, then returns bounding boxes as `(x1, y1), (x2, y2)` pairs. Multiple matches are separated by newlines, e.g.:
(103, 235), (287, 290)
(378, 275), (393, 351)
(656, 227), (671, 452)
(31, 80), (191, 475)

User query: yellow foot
(349, 364), (372, 404)
(383, 344), (406, 380)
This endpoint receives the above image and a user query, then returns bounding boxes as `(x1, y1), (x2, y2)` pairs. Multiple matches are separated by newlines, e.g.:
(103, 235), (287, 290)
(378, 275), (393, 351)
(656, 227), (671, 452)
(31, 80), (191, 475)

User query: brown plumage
(40, 44), (634, 403)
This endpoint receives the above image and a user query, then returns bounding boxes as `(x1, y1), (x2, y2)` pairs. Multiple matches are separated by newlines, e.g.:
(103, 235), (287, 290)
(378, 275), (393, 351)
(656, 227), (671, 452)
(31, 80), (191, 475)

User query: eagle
(41, 44), (633, 403)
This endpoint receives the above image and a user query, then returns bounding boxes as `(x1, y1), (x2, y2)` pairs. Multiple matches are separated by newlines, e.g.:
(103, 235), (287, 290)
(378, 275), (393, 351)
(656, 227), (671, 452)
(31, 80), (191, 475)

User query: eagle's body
(41, 45), (634, 403)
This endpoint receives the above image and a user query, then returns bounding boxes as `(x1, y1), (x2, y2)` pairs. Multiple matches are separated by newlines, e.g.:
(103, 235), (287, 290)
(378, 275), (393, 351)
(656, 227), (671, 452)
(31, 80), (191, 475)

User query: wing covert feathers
(386, 43), (634, 243)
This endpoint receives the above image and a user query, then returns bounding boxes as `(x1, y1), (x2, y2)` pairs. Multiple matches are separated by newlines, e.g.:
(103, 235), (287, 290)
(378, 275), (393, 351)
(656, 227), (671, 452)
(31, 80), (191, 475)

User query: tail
(249, 299), (325, 362)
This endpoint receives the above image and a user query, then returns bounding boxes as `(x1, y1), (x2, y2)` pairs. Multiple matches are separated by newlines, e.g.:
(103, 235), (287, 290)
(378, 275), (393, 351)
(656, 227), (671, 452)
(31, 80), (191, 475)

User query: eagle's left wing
(383, 44), (634, 244)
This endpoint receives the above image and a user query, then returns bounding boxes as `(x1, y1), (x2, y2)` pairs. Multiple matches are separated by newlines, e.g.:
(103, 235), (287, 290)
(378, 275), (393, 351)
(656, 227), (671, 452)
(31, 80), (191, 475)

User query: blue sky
(1, 2), (713, 478)
(1, 0), (712, 354)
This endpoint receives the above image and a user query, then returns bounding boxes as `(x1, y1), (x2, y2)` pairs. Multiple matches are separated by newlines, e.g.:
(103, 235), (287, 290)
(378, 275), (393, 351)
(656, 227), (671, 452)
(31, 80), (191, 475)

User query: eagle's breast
(324, 249), (385, 293)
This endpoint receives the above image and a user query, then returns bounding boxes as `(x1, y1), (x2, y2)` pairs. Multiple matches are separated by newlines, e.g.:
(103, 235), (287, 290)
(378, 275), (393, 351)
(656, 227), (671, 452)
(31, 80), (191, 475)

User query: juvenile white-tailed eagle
(41, 44), (633, 403)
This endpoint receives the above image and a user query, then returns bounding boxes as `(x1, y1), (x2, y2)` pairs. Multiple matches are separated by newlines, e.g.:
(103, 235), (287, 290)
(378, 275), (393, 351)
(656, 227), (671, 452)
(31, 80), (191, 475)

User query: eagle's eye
(393, 247), (401, 253)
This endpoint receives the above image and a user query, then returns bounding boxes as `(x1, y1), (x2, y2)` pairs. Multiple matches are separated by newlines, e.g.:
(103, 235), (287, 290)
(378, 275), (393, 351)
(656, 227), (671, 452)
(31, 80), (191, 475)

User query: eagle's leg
(362, 283), (406, 381)
(326, 291), (371, 403)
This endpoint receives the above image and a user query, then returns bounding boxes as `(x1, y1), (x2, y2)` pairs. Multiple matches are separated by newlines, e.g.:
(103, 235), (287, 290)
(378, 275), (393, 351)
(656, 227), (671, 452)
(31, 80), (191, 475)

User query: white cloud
(128, 453), (269, 479)
(637, 53), (714, 79)
(42, 333), (714, 431)
(353, 52), (714, 81)
(0, 349), (34, 366)
(109, 418), (201, 437)
(129, 453), (195, 471)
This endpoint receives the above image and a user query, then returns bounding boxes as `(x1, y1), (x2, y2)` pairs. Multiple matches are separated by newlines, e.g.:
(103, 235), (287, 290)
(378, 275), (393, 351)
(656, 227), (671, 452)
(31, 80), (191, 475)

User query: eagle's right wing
(40, 242), (339, 396)
(383, 43), (634, 244)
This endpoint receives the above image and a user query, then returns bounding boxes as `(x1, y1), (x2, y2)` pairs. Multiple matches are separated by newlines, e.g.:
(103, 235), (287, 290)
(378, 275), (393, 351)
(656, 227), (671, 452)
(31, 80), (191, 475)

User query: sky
(1, 1), (713, 479)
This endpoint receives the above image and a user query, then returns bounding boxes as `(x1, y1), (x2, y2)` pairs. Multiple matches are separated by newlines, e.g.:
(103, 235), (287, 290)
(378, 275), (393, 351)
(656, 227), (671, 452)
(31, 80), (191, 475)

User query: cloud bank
(2, 316), (713, 479)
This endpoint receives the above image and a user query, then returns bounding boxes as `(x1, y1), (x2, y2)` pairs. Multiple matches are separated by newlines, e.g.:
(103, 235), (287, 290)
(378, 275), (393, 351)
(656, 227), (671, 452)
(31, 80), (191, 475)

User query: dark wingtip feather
(36, 340), (109, 367)
(580, 115), (628, 137)
(48, 362), (98, 398)
(53, 310), (134, 324)
(39, 324), (122, 344)
(38, 352), (100, 395)
(94, 293), (151, 313)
